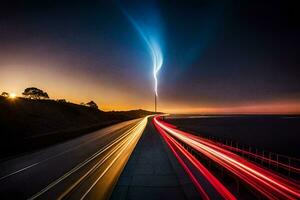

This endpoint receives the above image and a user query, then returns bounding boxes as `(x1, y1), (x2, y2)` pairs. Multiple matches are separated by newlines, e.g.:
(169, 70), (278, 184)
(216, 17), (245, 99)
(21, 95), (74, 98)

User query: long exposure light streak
(154, 119), (236, 200)
(157, 121), (300, 174)
(29, 117), (148, 200)
(122, 9), (163, 96)
(153, 116), (300, 200)
(216, 143), (300, 174)
(80, 117), (148, 200)
(154, 121), (210, 200)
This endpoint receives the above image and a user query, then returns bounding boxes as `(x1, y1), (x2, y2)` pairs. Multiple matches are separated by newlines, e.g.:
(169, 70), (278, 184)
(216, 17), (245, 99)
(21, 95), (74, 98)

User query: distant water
(165, 115), (300, 158)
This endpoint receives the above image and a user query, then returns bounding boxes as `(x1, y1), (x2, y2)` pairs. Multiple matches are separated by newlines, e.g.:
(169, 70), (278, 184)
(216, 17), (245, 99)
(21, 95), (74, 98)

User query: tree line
(1, 87), (98, 109)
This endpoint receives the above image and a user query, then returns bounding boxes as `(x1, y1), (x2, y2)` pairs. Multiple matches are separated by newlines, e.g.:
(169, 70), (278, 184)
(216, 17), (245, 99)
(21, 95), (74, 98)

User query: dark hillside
(0, 96), (155, 158)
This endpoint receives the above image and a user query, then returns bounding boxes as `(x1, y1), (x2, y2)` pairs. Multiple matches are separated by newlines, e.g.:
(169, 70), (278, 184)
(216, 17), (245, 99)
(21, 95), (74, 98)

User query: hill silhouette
(0, 96), (157, 159)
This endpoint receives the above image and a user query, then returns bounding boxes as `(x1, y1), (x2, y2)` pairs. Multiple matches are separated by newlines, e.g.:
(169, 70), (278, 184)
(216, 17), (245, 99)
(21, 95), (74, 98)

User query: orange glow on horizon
(161, 100), (300, 115)
(1, 65), (300, 114)
(0, 64), (154, 112)
(1, 89), (300, 114)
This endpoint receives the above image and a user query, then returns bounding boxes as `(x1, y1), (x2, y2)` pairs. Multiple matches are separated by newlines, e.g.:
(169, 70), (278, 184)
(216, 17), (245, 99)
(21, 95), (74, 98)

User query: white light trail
(121, 9), (163, 96)
(151, 41), (163, 96)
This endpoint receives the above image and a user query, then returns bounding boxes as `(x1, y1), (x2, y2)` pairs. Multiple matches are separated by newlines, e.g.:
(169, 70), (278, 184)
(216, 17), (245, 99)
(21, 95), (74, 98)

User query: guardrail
(201, 135), (300, 177)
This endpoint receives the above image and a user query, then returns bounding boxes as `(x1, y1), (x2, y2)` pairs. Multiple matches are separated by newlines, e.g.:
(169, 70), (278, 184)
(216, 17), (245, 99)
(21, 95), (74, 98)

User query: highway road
(153, 116), (300, 200)
(0, 117), (148, 200)
(1, 115), (299, 200)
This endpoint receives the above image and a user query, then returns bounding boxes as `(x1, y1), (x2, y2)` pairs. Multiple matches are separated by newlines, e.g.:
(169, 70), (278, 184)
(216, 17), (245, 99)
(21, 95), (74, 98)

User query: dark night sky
(0, 0), (299, 113)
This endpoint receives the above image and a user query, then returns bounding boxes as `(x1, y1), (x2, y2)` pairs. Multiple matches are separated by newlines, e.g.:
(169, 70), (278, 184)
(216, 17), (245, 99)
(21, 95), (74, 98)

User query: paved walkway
(110, 117), (200, 200)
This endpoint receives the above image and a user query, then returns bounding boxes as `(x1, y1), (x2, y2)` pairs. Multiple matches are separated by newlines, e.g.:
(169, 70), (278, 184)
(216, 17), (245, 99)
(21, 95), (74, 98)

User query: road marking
(28, 118), (145, 200)
(0, 162), (40, 181)
(80, 118), (147, 199)
(57, 127), (134, 199)
(0, 120), (138, 182)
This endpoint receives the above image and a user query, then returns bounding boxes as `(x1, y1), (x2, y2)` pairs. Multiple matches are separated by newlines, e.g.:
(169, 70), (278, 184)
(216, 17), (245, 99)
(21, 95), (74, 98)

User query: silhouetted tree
(57, 99), (66, 103)
(1, 92), (9, 97)
(86, 101), (98, 109)
(42, 92), (49, 99)
(22, 87), (49, 99)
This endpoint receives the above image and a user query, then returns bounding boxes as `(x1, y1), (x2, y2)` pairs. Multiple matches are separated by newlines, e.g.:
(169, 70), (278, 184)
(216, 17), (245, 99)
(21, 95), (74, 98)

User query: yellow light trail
(80, 117), (148, 199)
(28, 117), (148, 200)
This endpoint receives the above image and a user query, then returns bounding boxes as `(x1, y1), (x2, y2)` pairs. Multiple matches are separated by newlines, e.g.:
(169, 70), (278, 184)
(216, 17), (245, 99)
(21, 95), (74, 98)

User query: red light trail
(214, 142), (300, 174)
(154, 120), (236, 200)
(153, 116), (300, 200)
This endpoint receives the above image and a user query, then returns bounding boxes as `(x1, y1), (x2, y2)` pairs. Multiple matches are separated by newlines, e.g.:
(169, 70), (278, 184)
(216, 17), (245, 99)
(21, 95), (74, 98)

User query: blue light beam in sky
(122, 9), (163, 96)
(151, 40), (163, 96)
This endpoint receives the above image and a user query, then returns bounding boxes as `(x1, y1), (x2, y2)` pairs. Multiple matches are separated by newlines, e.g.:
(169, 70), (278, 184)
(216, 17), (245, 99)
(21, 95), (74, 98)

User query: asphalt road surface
(0, 117), (148, 200)
(110, 116), (201, 200)
(2, 116), (298, 200)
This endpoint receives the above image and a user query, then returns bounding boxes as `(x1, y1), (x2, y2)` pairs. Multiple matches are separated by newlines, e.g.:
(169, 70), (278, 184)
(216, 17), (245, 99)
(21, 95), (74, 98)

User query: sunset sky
(1, 1), (299, 113)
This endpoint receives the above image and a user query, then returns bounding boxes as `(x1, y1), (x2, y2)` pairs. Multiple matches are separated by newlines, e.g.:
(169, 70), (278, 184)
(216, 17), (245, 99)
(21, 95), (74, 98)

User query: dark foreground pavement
(110, 117), (200, 200)
(0, 118), (145, 199)
(0, 116), (201, 200)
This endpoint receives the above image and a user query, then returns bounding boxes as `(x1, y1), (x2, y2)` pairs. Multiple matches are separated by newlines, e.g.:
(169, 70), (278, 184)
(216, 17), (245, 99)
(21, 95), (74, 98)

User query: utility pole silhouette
(155, 94), (157, 112)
